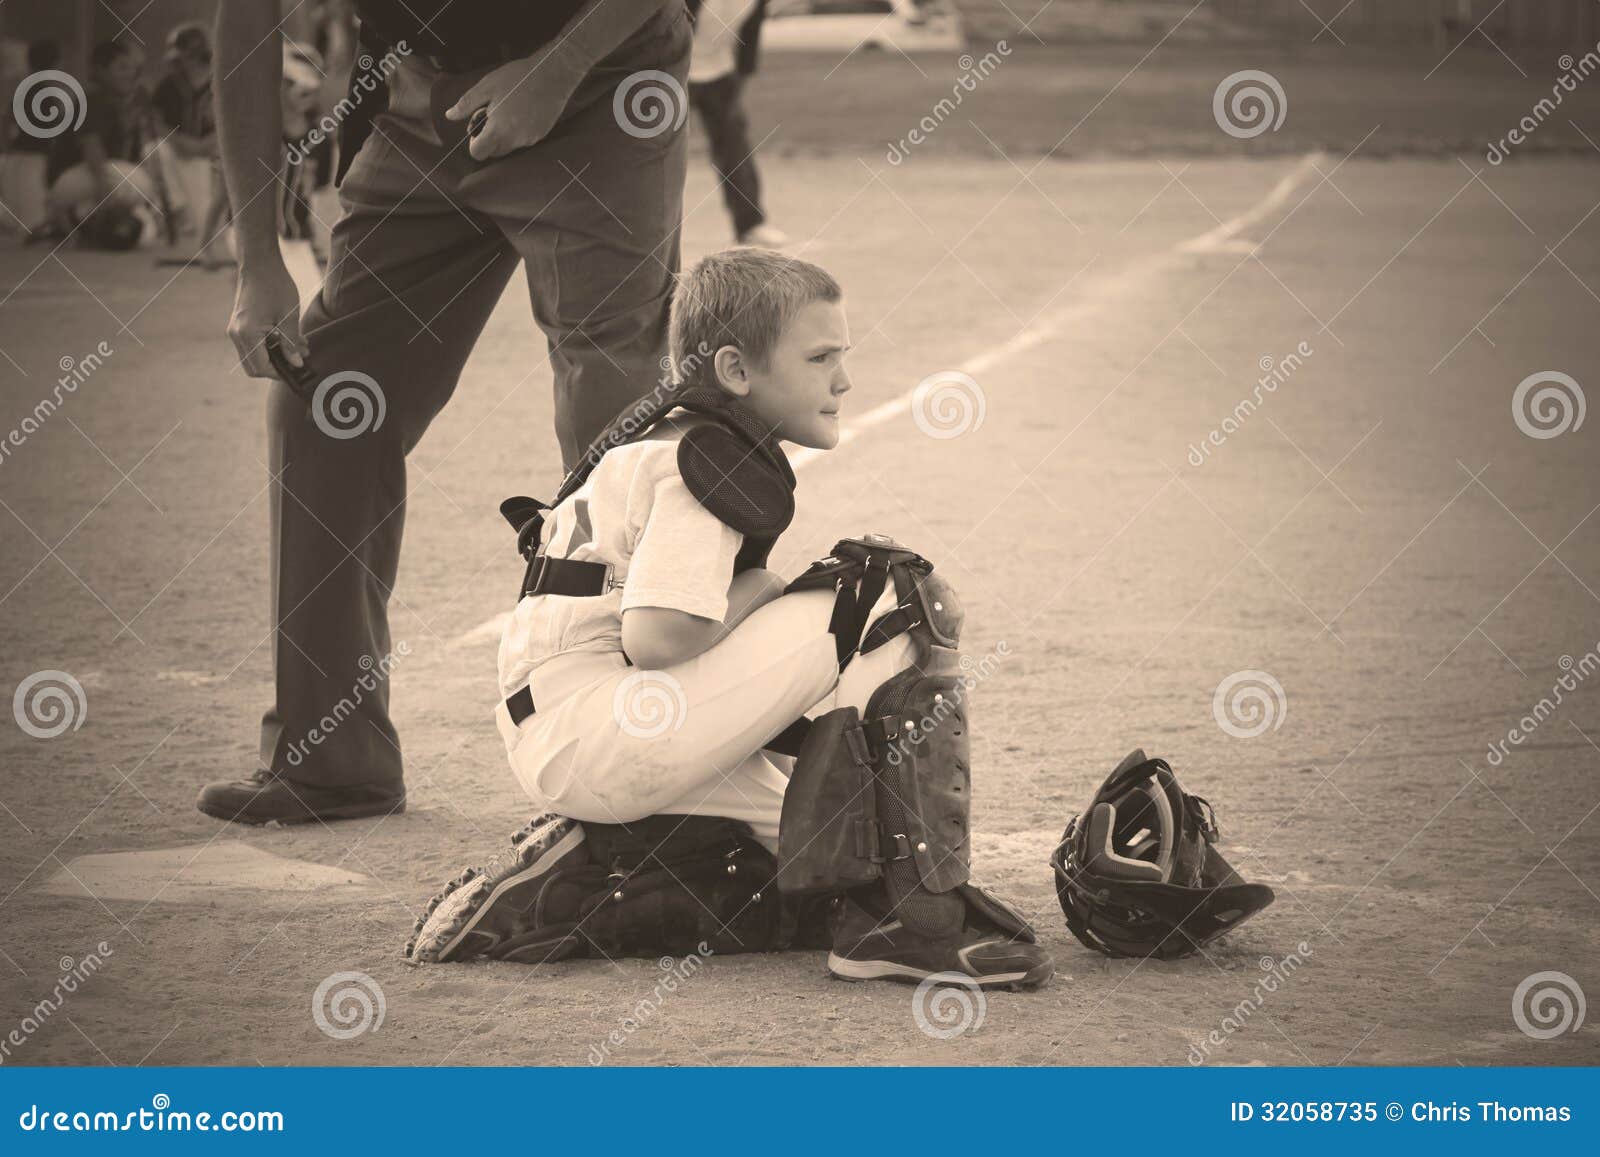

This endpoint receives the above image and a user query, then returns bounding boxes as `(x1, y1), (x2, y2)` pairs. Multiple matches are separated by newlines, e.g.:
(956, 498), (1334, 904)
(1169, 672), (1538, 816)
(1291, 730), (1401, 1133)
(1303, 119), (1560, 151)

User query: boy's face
(720, 299), (852, 450)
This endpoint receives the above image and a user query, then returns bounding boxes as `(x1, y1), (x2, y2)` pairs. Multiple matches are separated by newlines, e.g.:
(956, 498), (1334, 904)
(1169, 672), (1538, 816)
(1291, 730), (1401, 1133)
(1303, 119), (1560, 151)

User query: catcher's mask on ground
(1050, 749), (1275, 959)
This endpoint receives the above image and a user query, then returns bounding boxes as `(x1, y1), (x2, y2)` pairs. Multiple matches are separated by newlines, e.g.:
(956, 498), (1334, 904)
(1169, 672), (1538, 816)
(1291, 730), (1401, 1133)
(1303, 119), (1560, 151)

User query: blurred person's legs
(139, 139), (190, 242)
(197, 160), (232, 268)
(0, 151), (50, 235)
(306, 183), (336, 271)
(689, 72), (782, 245)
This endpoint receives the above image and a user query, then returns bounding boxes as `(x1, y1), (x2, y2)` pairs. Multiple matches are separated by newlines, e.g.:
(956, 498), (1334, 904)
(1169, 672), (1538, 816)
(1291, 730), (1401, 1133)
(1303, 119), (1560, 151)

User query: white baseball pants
(495, 585), (913, 850)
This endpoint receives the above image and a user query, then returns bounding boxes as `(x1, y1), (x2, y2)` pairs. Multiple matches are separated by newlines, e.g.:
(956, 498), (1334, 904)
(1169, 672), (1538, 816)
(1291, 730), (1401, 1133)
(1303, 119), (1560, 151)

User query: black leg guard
(776, 538), (1046, 977)
(776, 649), (975, 937)
(777, 544), (1043, 947)
(779, 536), (971, 909)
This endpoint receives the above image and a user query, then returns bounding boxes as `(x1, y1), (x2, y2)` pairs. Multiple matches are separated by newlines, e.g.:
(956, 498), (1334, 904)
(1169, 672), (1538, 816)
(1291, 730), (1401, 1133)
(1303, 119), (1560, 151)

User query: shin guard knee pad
(776, 652), (973, 931)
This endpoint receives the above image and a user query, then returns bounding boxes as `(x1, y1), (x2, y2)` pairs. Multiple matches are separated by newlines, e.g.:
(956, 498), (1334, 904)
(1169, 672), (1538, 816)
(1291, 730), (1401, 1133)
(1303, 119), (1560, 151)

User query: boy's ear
(713, 344), (750, 397)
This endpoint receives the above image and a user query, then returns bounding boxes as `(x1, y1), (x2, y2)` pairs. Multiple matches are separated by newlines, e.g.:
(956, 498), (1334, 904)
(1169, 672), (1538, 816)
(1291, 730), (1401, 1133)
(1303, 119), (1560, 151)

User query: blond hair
(668, 248), (842, 390)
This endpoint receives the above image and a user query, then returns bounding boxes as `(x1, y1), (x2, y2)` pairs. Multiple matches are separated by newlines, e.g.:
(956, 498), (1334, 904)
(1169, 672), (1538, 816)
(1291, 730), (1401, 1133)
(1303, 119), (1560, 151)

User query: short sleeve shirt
(152, 72), (216, 140)
(497, 421), (743, 696)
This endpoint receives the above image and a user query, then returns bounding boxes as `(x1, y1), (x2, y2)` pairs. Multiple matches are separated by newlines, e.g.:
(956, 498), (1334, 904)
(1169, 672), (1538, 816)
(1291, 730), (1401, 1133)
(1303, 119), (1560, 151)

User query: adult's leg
(257, 59), (518, 792)
(468, 2), (692, 470)
(690, 73), (765, 238)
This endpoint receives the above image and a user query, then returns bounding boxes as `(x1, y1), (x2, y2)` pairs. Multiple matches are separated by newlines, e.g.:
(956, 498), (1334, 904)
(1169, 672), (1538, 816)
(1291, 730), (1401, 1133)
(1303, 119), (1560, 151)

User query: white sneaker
(737, 223), (790, 248)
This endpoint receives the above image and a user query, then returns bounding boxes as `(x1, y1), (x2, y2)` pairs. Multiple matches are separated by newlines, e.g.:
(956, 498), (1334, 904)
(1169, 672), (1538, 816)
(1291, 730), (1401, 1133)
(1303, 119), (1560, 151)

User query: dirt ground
(1, 43), (1598, 1066)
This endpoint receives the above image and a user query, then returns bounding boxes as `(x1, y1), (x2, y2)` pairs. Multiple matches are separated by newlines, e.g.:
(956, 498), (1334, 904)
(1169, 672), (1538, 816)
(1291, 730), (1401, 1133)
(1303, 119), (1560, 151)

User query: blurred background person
(687, 0), (787, 247)
(153, 21), (231, 267)
(277, 39), (335, 272)
(0, 38), (59, 235)
(42, 38), (187, 248)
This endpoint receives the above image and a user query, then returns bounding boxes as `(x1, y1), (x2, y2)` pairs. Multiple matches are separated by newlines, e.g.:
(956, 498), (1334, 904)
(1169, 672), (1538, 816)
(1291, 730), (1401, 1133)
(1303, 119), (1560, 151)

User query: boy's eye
(809, 352), (831, 364)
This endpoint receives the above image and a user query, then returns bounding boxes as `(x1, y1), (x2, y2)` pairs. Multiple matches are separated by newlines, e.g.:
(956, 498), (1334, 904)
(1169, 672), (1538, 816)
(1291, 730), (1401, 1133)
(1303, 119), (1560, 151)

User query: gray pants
(261, 7), (691, 788)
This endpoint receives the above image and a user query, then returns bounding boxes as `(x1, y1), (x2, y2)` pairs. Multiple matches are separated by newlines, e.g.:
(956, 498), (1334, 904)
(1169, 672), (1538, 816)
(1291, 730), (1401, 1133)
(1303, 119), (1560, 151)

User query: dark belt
(521, 555), (617, 600)
(424, 39), (544, 74)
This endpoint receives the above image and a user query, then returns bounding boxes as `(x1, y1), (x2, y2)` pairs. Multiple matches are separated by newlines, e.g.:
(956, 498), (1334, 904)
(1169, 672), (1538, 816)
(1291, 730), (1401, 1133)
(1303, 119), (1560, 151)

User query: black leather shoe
(196, 768), (405, 825)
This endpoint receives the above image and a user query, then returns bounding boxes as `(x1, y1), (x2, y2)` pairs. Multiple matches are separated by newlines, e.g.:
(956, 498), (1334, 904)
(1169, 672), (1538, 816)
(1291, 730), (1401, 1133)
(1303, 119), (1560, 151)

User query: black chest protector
(500, 385), (797, 599)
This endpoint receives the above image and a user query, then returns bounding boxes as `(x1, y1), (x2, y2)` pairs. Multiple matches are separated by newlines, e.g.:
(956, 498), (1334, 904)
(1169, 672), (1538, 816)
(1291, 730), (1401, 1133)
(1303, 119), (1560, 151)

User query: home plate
(38, 842), (375, 904)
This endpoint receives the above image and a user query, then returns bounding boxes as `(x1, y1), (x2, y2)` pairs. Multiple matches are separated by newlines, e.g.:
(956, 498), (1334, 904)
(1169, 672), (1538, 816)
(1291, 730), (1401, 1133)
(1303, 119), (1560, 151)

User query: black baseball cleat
(195, 769), (405, 825)
(404, 815), (589, 964)
(826, 890), (1054, 991)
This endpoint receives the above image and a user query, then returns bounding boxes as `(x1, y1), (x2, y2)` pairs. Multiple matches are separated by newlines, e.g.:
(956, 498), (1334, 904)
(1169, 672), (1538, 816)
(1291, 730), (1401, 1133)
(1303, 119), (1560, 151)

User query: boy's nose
(834, 367), (853, 394)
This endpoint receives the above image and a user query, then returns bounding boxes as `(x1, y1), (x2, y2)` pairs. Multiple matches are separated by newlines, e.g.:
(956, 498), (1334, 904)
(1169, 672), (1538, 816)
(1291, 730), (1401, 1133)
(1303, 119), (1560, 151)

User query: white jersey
(496, 421), (744, 698)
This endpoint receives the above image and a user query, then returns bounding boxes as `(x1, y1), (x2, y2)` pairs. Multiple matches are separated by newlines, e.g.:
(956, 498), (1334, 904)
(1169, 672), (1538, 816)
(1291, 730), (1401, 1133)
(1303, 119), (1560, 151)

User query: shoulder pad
(677, 421), (795, 539)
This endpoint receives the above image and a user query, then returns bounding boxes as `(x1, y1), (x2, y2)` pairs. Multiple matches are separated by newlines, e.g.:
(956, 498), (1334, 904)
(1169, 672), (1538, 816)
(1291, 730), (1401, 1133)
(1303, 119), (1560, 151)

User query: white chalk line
(450, 152), (1327, 648)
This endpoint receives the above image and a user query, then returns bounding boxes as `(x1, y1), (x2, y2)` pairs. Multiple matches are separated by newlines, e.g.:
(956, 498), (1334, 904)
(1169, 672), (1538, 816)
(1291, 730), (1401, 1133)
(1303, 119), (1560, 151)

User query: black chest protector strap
(499, 385), (796, 590)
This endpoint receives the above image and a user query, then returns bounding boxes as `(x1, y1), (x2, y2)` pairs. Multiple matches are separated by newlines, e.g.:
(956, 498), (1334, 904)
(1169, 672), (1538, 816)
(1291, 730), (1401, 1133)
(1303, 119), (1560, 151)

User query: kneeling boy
(406, 248), (1051, 990)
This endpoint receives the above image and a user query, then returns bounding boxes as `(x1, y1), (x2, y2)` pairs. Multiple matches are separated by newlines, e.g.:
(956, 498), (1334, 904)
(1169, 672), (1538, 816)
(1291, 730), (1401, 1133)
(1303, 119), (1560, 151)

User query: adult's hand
(215, 0), (298, 379)
(228, 260), (306, 379)
(444, 48), (586, 162)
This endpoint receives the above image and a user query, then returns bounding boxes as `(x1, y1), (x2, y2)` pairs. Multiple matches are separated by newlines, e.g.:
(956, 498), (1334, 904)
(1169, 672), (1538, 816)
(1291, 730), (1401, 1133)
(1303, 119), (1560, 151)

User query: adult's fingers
(467, 112), (510, 161)
(230, 323), (307, 381)
(446, 70), (503, 121)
